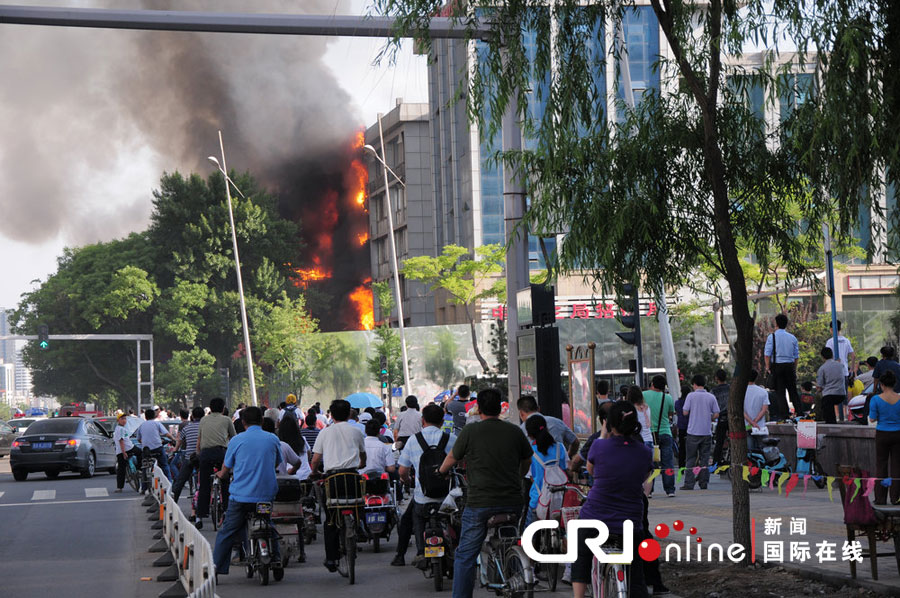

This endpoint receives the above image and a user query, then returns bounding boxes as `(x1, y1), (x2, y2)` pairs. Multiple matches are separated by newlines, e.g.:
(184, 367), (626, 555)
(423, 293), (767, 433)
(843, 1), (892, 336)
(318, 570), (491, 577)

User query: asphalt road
(0, 458), (161, 598)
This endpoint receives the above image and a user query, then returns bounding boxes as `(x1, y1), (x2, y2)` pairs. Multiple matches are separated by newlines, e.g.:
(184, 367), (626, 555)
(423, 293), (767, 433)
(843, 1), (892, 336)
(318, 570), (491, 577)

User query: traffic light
(37, 324), (49, 350)
(615, 283), (643, 386)
(379, 355), (388, 389)
(614, 283), (640, 346)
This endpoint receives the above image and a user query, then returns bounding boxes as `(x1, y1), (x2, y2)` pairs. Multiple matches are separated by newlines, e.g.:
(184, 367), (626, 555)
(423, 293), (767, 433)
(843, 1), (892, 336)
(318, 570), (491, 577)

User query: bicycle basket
(324, 472), (365, 508)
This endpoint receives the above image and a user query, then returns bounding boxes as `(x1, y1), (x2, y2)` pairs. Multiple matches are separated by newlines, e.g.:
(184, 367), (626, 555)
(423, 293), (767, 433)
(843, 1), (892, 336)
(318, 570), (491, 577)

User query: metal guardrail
(150, 464), (217, 598)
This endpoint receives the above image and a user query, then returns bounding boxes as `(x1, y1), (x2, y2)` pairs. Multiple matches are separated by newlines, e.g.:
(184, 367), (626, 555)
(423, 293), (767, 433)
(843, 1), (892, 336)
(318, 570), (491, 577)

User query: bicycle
(592, 538), (629, 598)
(244, 501), (284, 585)
(210, 470), (226, 531)
(476, 512), (535, 598)
(323, 471), (365, 585)
(124, 450), (142, 493)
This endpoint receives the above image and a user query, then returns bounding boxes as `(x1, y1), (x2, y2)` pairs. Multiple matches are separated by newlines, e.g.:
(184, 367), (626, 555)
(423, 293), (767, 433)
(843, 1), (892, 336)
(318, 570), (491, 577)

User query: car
(10, 417), (117, 481)
(0, 421), (15, 457)
(7, 418), (41, 436)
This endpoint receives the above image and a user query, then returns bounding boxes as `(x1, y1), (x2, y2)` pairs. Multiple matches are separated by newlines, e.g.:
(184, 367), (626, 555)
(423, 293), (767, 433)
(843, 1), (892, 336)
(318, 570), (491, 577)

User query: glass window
(779, 73), (814, 123)
(617, 5), (660, 119)
(25, 419), (80, 435)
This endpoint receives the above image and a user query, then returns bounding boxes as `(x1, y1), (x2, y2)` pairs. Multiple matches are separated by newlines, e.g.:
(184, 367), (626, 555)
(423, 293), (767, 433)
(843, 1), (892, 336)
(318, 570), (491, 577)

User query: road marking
(85, 487), (108, 497)
(32, 490), (56, 501)
(0, 492), (4, 500)
(0, 497), (140, 508)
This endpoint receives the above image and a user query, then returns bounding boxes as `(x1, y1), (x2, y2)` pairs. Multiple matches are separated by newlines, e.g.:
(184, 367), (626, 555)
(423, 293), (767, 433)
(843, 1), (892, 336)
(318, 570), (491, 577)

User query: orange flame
(357, 232), (369, 246)
(349, 277), (375, 331)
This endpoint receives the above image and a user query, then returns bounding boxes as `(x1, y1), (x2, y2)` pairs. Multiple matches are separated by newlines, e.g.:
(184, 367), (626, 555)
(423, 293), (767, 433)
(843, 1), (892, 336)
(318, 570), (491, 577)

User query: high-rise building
(0, 362), (14, 406)
(14, 348), (32, 399)
(364, 100), (437, 327)
(0, 308), (15, 365)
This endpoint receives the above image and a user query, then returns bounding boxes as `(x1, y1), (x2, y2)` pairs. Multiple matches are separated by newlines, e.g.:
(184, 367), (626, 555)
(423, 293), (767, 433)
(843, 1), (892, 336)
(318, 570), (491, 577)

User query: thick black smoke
(0, 0), (371, 329)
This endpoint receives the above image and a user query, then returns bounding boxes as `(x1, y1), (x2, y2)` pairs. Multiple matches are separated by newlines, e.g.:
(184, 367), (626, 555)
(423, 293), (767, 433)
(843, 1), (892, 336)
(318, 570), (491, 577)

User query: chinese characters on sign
(487, 301), (659, 321)
(761, 517), (862, 564)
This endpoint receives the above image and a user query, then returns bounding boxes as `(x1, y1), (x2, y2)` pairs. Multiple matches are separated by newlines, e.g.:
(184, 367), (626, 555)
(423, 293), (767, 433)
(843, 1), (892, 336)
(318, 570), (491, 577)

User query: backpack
(534, 443), (569, 521)
(282, 404), (299, 423)
(415, 431), (451, 499)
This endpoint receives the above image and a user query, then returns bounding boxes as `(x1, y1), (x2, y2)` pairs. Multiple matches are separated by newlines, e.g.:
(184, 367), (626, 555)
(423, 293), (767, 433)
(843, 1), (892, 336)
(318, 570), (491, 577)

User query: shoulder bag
(651, 392), (665, 463)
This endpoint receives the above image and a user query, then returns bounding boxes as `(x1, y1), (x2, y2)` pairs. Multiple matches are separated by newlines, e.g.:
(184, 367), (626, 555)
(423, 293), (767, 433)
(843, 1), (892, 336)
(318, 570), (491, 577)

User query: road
(0, 458), (159, 598)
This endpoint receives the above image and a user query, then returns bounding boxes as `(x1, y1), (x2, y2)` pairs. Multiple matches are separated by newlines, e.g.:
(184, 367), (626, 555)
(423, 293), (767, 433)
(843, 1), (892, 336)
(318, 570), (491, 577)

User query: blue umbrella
(344, 392), (383, 409)
(433, 390), (452, 403)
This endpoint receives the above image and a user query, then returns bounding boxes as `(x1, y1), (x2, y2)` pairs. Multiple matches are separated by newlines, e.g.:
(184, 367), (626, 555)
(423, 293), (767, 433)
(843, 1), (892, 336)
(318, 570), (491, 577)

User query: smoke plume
(0, 0), (359, 245)
(0, 0), (374, 330)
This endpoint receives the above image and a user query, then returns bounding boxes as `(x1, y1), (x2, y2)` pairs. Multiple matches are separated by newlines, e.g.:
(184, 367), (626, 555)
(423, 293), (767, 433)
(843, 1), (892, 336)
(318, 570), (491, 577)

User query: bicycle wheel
(210, 485), (221, 531)
(345, 514), (357, 585)
(599, 564), (628, 598)
(258, 563), (269, 586)
(127, 466), (141, 493)
(542, 529), (560, 592)
(503, 548), (533, 598)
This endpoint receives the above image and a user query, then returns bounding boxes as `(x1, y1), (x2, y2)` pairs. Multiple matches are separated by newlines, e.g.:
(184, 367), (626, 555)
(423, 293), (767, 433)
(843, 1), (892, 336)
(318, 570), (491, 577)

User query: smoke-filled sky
(0, 0), (427, 309)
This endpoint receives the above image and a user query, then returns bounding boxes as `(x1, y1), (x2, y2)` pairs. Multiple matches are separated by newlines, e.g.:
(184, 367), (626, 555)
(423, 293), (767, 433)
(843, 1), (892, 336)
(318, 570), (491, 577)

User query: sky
(0, 0), (429, 310)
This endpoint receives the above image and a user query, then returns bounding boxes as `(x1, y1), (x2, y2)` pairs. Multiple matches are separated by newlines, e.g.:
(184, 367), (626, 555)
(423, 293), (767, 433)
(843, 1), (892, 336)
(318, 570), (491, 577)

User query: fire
(292, 266), (331, 289)
(357, 232), (369, 246)
(349, 278), (375, 331)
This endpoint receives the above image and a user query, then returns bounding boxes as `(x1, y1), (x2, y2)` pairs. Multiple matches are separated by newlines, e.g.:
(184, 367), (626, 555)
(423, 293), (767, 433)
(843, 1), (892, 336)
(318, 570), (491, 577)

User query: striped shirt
(179, 421), (201, 455)
(299, 427), (319, 452)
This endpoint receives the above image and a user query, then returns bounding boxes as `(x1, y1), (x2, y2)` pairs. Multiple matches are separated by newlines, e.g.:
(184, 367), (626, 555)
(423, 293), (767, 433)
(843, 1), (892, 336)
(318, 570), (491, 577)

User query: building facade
(364, 100), (437, 327)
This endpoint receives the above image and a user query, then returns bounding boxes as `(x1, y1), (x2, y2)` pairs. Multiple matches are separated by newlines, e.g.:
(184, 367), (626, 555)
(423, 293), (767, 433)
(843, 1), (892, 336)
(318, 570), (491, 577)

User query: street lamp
(207, 130), (258, 407)
(363, 117), (411, 402)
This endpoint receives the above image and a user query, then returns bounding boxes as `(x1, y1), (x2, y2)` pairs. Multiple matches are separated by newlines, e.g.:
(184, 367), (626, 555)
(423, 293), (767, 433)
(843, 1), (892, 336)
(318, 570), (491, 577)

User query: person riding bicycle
(212, 406), (283, 576)
(573, 401), (652, 598)
(170, 407), (205, 505)
(136, 408), (175, 481)
(114, 411), (140, 493)
(393, 403), (455, 568)
(436, 388), (533, 598)
(196, 397), (236, 529)
(309, 399), (366, 573)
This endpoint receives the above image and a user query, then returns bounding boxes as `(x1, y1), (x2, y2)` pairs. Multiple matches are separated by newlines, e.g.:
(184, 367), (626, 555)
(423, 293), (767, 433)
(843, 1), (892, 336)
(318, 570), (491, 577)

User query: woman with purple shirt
(572, 401), (652, 598)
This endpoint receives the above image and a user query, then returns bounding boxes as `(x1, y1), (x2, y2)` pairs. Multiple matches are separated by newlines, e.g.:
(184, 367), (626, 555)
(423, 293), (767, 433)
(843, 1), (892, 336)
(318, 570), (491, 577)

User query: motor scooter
(360, 471), (397, 553)
(747, 436), (790, 489)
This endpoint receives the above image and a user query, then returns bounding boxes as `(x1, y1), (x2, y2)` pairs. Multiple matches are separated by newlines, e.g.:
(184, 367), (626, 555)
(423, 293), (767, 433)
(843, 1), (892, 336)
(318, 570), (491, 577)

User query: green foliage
(668, 302), (715, 344)
(253, 294), (320, 399)
(11, 170), (307, 408)
(425, 329), (460, 388)
(373, 280), (394, 322)
(155, 348), (217, 405)
(402, 244), (505, 372)
(312, 335), (369, 402)
(367, 325), (405, 389)
(677, 334), (730, 384)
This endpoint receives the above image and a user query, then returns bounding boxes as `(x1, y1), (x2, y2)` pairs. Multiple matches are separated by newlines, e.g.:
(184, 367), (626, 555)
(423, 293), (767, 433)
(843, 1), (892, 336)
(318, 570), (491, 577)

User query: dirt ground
(659, 562), (886, 598)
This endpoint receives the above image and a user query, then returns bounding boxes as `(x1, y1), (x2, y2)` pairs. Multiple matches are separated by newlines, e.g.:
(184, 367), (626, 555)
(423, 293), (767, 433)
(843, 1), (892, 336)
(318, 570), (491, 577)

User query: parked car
(10, 417), (117, 481)
(7, 418), (41, 436)
(0, 421), (15, 457)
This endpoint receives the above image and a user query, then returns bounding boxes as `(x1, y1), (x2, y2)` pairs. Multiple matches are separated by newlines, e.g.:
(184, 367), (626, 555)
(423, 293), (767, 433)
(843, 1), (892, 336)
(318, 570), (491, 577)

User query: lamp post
(208, 130), (258, 407)
(363, 120), (411, 402)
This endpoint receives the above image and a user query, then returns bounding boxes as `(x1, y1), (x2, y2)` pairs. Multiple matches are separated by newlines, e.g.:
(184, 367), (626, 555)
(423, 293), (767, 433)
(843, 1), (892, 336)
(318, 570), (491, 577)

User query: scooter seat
(486, 513), (519, 528)
(762, 437), (781, 447)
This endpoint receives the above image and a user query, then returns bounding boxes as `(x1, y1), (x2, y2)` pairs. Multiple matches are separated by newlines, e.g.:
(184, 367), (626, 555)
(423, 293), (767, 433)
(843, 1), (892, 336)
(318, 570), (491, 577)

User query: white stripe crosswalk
(85, 487), (108, 498)
(0, 487), (118, 503)
(31, 490), (56, 500)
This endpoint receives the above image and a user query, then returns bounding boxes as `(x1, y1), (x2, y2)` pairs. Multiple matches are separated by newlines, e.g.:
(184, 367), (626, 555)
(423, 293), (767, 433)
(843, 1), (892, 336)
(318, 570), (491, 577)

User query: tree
(155, 347), (217, 407)
(313, 335), (369, 402)
(367, 281), (406, 390)
(488, 318), (508, 376)
(252, 294), (320, 400)
(402, 244), (505, 373)
(425, 329), (460, 388)
(374, 0), (881, 560)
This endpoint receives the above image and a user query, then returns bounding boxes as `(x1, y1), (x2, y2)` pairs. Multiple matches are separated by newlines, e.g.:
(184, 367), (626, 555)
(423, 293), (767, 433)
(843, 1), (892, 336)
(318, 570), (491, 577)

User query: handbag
(651, 392), (665, 463)
(765, 332), (777, 389)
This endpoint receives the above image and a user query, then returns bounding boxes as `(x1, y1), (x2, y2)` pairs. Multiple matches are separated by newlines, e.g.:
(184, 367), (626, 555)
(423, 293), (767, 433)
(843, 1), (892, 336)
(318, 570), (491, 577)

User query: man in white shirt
(360, 419), (396, 475)
(393, 395), (423, 447)
(824, 319), (856, 381)
(743, 370), (771, 450)
(137, 408), (176, 480)
(310, 399), (366, 573)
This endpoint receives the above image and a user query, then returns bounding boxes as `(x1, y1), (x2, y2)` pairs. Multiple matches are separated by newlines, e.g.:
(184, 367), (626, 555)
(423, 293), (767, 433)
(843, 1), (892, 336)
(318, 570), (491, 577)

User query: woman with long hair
(525, 414), (568, 525)
(627, 385), (654, 449)
(572, 401), (652, 598)
(870, 369), (900, 504)
(278, 415), (311, 478)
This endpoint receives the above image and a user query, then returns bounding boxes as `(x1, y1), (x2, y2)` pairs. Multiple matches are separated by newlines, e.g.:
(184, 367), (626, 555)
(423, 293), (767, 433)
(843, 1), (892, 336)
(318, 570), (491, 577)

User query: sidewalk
(646, 473), (899, 595)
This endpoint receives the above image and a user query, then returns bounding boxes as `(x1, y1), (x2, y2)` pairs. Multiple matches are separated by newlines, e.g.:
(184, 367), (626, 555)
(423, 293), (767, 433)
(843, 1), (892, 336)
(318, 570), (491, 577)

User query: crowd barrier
(147, 463), (218, 598)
